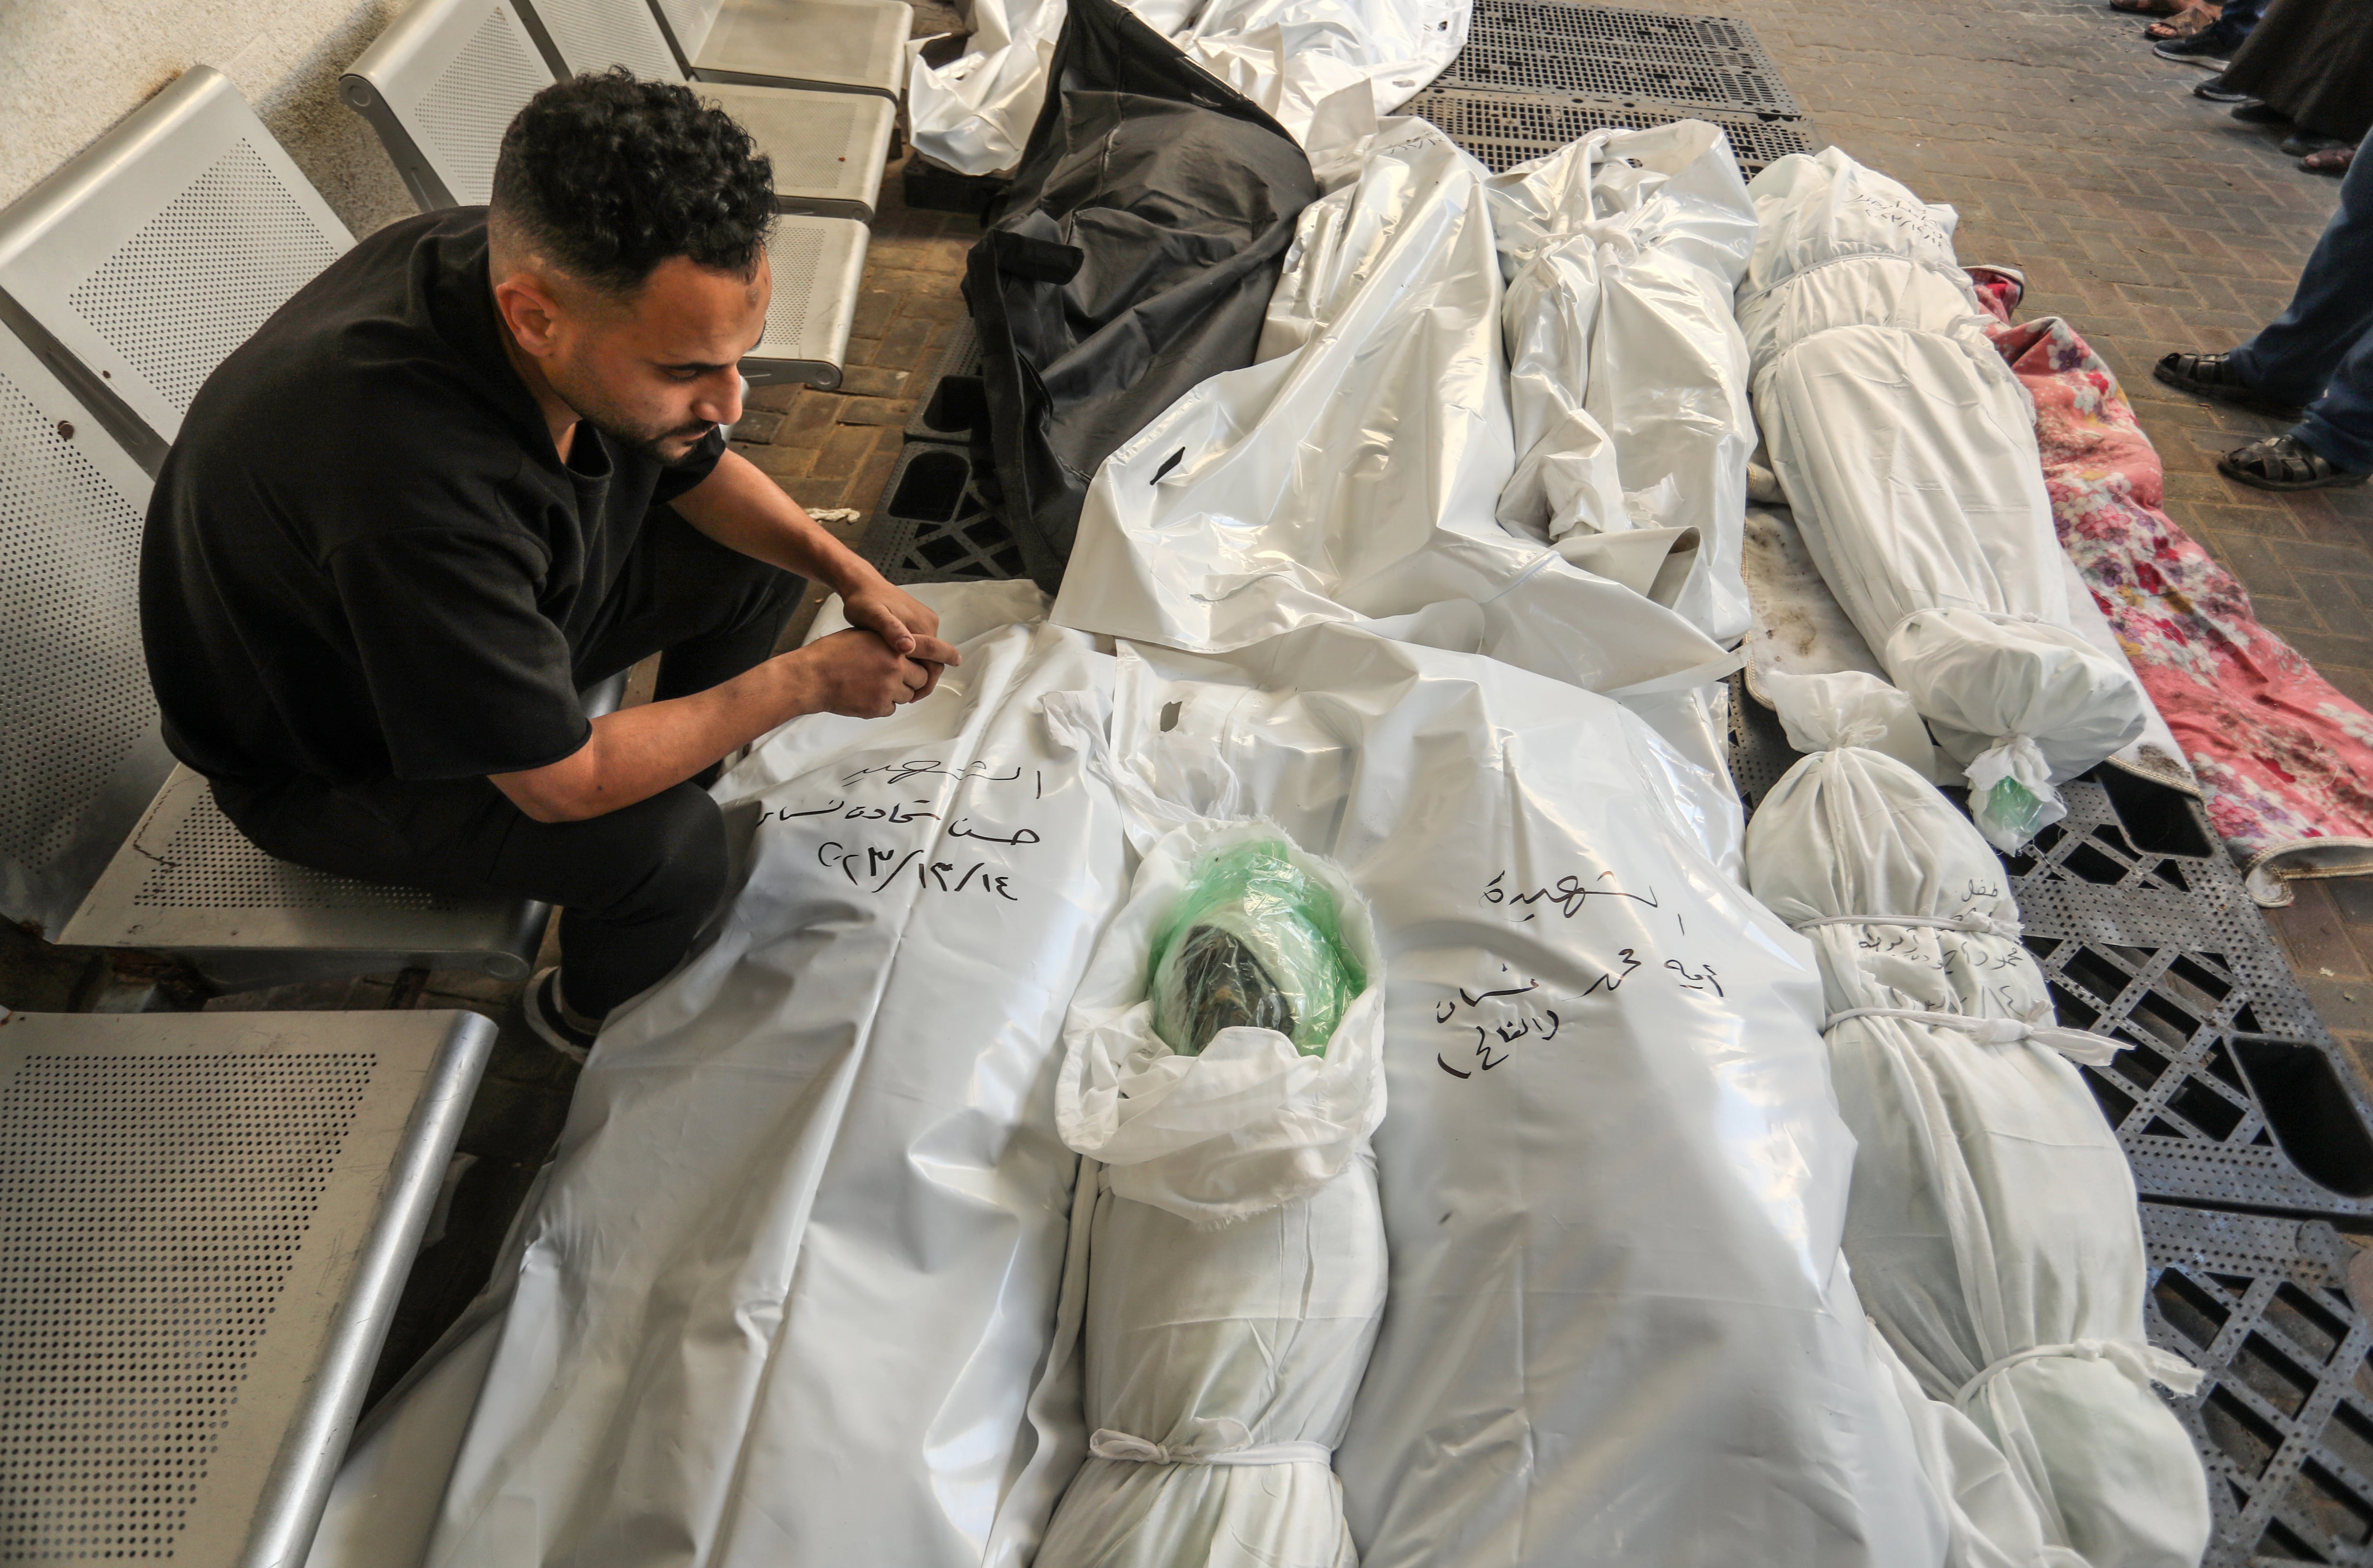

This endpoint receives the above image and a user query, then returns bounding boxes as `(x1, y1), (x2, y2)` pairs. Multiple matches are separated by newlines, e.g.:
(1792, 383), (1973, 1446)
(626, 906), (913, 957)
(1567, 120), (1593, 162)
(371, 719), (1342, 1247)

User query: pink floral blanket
(1975, 289), (2373, 901)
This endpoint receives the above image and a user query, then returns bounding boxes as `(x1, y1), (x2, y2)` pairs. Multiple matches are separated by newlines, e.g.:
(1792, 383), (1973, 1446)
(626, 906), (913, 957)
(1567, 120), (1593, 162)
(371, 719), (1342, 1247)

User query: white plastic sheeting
(907, 0), (1065, 179)
(1091, 623), (1947, 1568)
(1743, 692), (2211, 1568)
(1738, 149), (2146, 849)
(1052, 119), (1740, 704)
(1163, 0), (1468, 155)
(1053, 813), (1385, 1228)
(423, 607), (1127, 1568)
(1029, 804), (1387, 1568)
(1485, 120), (1757, 644)
(907, 0), (1469, 177)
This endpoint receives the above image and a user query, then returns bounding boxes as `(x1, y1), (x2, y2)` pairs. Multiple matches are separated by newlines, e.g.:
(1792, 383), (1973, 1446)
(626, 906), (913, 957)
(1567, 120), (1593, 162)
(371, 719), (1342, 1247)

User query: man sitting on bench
(142, 71), (956, 1055)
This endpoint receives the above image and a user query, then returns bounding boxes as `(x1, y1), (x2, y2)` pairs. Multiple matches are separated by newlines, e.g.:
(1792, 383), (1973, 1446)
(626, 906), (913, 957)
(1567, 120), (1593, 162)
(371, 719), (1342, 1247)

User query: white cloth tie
(1793, 911), (2024, 940)
(1822, 1006), (2123, 1066)
(1952, 1338), (2205, 1411)
(1088, 1427), (1334, 1467)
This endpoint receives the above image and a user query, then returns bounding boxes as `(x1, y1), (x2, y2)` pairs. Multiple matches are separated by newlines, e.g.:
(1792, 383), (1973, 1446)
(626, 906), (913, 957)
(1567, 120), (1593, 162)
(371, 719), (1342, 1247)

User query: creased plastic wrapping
(908, 0), (1066, 179)
(1050, 809), (1386, 1229)
(423, 605), (1126, 1568)
(1743, 733), (2210, 1568)
(1739, 149), (2145, 849)
(1164, 0), (1467, 153)
(1484, 120), (1758, 644)
(1089, 622), (1945, 1568)
(907, 0), (1467, 177)
(1026, 792), (1388, 1568)
(1052, 118), (1739, 705)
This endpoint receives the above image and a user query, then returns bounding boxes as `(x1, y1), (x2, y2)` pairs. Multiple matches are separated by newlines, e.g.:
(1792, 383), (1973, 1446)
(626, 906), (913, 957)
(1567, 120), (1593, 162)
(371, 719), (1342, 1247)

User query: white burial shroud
(422, 609), (1126, 1568)
(1030, 808), (1389, 1568)
(1092, 623), (1948, 1568)
(906, 0), (1468, 178)
(1742, 677), (2210, 1568)
(1052, 118), (1739, 704)
(1483, 119), (1758, 645)
(1737, 149), (2145, 849)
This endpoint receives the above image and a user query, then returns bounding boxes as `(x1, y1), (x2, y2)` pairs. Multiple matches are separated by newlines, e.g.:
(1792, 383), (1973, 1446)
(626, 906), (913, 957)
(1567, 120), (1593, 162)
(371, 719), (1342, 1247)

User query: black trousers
(216, 509), (802, 1015)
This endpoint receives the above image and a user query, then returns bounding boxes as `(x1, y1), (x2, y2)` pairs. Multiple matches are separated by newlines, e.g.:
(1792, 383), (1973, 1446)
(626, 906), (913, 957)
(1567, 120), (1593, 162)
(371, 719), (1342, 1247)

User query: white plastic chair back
(342, 0), (559, 210)
(0, 66), (353, 454)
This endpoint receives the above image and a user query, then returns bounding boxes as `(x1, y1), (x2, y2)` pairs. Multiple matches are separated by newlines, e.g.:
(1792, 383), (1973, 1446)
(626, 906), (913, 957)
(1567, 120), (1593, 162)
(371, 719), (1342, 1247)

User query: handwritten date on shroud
(819, 840), (1020, 900)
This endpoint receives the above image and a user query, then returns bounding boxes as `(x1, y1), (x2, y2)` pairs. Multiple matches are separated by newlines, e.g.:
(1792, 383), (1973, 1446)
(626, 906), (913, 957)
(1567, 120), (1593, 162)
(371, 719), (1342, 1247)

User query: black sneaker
(2220, 433), (2370, 491)
(2154, 18), (2246, 64)
(2227, 97), (2286, 120)
(2194, 75), (2255, 103)
(523, 966), (598, 1062)
(2153, 350), (2306, 419)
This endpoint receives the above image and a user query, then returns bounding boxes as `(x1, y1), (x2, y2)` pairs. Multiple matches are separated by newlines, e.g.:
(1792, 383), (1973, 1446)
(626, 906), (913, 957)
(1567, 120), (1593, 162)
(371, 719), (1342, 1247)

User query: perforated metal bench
(514, 0), (896, 221)
(0, 1005), (495, 1568)
(646, 0), (911, 100)
(346, 0), (869, 389)
(0, 70), (556, 987)
(341, 0), (558, 209)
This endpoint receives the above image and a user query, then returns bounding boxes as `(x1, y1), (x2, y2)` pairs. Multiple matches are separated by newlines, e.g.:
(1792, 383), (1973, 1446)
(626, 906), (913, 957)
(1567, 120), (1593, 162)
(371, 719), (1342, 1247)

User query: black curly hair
(489, 69), (774, 296)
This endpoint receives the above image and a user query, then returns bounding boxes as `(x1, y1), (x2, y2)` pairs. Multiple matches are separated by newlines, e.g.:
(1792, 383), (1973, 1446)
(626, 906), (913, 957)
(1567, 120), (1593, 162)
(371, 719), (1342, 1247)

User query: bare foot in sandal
(2146, 2), (2219, 39)
(2303, 144), (2355, 175)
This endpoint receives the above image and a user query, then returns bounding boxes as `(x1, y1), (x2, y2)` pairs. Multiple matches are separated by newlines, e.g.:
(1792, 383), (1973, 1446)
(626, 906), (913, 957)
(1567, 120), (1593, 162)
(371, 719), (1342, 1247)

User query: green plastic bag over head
(1148, 836), (1366, 1057)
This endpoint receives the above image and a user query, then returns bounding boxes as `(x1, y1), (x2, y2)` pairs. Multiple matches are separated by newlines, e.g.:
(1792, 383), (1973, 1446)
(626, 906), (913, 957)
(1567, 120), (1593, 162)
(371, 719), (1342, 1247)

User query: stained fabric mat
(1972, 279), (2373, 904)
(1408, 84), (1814, 174)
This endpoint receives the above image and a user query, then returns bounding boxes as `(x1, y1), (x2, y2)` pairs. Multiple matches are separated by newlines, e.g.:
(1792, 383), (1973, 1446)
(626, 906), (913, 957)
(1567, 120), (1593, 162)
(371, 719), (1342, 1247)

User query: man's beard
(554, 371), (717, 465)
(589, 409), (716, 467)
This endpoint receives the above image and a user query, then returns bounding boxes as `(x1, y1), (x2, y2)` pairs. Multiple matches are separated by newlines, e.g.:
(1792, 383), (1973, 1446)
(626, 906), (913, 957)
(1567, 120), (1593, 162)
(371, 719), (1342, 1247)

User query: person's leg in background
(2158, 124), (2373, 485)
(2220, 125), (2373, 486)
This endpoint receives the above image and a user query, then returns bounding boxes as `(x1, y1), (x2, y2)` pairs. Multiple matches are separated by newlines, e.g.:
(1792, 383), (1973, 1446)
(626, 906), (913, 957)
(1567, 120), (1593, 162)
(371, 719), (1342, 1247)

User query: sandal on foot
(2304, 145), (2355, 174)
(2218, 433), (2369, 491)
(2146, 4), (2218, 39)
(2153, 350), (2306, 418)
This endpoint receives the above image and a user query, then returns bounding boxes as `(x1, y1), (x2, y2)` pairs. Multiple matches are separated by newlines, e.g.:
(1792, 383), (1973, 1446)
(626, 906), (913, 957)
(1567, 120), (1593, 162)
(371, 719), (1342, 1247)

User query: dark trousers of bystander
(2231, 124), (2373, 474)
(215, 506), (802, 1016)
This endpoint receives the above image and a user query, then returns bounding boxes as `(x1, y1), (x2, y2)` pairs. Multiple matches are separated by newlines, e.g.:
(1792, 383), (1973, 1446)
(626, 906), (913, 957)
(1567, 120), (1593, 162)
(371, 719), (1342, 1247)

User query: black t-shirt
(141, 209), (723, 787)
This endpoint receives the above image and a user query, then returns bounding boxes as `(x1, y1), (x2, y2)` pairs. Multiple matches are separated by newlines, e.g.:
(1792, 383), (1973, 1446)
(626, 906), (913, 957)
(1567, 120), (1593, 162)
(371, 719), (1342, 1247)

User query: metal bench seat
(0, 1006), (495, 1568)
(58, 767), (552, 992)
(744, 215), (870, 389)
(0, 66), (353, 469)
(342, 0), (559, 210)
(514, 0), (896, 220)
(0, 74), (561, 985)
(651, 0), (912, 99)
(347, 0), (872, 387)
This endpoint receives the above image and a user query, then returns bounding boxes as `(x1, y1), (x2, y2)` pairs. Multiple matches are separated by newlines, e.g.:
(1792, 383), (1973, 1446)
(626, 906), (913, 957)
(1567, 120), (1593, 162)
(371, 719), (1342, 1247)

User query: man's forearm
(671, 446), (882, 596)
(493, 653), (815, 822)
